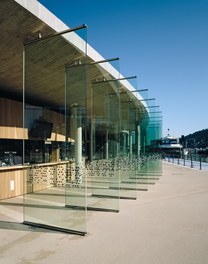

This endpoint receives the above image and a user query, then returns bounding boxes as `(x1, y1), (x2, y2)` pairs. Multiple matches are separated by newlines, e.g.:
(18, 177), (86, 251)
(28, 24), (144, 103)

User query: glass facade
(23, 27), (87, 235)
(22, 28), (163, 233)
(86, 59), (120, 212)
(0, 16), (163, 234)
(119, 77), (139, 199)
(139, 98), (162, 184)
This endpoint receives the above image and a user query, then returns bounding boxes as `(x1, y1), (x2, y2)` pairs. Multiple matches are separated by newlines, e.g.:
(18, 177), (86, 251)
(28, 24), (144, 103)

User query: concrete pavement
(0, 161), (208, 264)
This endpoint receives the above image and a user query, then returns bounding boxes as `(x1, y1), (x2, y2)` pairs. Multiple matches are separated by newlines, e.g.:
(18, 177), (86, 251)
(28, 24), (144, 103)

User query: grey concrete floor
(0, 162), (208, 264)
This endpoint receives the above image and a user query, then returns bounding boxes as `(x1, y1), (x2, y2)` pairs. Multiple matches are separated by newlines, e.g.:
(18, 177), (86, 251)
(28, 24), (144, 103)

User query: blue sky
(39, 0), (208, 138)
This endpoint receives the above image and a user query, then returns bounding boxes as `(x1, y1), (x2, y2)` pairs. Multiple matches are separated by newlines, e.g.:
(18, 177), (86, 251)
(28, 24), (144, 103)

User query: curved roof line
(15, 0), (148, 110)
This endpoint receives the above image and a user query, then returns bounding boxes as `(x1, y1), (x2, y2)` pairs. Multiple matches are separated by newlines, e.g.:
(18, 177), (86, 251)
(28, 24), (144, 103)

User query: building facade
(0, 0), (162, 235)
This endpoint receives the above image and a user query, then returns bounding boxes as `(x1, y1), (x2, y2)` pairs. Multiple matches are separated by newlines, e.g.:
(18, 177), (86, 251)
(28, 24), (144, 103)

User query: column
(129, 131), (133, 157)
(123, 132), (126, 155)
(105, 129), (109, 159)
(137, 125), (141, 157)
(90, 117), (95, 162)
(72, 105), (82, 184)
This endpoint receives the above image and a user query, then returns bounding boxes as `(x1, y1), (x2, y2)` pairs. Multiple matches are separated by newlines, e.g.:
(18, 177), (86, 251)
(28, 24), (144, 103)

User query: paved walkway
(0, 162), (208, 264)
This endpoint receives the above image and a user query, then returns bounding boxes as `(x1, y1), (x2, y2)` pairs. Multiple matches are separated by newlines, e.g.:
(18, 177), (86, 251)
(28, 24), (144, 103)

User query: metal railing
(164, 154), (208, 170)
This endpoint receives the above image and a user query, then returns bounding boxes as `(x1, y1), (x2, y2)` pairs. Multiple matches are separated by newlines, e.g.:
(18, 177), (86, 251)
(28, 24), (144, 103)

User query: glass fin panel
(86, 59), (120, 212)
(23, 27), (87, 235)
(119, 77), (140, 198)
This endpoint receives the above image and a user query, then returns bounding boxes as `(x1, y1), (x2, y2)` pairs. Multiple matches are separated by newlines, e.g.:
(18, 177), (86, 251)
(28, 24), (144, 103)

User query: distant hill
(181, 129), (208, 149)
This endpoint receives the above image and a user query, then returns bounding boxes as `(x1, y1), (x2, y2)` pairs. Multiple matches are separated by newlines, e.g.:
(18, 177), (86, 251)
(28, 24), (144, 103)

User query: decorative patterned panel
(27, 165), (56, 187)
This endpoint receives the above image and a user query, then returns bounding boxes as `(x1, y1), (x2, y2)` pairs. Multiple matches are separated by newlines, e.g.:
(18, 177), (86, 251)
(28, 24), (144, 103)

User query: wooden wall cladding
(0, 161), (85, 200)
(0, 97), (69, 141)
(0, 168), (25, 200)
(0, 98), (23, 127)
(0, 97), (24, 139)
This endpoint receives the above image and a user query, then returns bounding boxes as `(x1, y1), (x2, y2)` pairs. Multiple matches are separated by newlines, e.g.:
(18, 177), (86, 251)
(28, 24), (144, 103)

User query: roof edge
(14, 0), (148, 111)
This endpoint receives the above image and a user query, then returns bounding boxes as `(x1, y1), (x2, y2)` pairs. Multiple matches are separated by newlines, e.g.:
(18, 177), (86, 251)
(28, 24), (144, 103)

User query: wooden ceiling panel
(0, 0), (147, 125)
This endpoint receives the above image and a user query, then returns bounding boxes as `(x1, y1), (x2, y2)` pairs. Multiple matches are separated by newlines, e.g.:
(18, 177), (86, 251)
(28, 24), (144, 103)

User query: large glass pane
(138, 99), (163, 183)
(65, 51), (87, 215)
(147, 100), (163, 181)
(138, 155), (163, 183)
(85, 59), (120, 212)
(119, 77), (140, 199)
(23, 27), (87, 235)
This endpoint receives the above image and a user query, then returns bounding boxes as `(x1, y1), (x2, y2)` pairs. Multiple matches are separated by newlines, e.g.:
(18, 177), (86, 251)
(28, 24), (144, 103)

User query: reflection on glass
(119, 77), (143, 198)
(85, 60), (120, 212)
(23, 27), (87, 235)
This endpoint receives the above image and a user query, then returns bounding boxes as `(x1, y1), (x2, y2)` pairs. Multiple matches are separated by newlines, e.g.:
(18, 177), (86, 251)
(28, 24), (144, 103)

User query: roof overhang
(0, 0), (149, 128)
